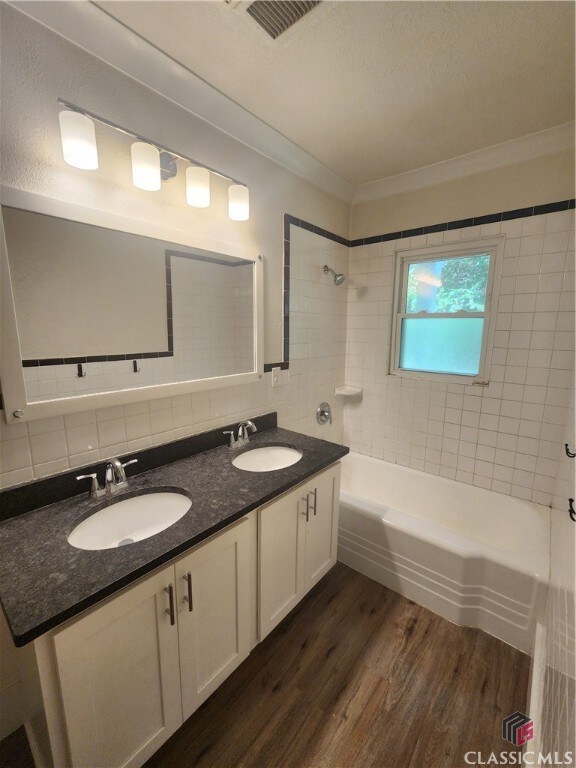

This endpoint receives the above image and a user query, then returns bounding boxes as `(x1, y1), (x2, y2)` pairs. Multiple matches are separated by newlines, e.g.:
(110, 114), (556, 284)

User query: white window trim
(390, 236), (505, 385)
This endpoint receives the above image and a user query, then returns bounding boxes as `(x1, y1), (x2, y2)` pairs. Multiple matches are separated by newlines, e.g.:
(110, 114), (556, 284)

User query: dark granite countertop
(0, 427), (348, 646)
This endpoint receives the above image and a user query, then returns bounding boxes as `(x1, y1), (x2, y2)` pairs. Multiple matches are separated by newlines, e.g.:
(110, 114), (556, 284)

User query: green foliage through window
(406, 254), (490, 314)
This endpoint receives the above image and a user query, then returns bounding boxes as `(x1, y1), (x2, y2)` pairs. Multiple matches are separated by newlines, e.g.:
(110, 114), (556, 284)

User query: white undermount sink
(67, 492), (192, 551)
(232, 446), (303, 472)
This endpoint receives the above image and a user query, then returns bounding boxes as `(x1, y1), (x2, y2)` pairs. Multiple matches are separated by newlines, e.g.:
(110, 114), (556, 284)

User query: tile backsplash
(343, 209), (575, 505)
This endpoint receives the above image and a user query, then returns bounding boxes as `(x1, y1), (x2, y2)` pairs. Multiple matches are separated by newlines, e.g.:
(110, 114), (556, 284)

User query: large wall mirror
(0, 188), (263, 422)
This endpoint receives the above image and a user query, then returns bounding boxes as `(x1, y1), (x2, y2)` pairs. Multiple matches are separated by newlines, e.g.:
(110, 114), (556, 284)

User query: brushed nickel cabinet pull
(308, 488), (317, 515)
(301, 496), (309, 522)
(184, 572), (193, 611)
(164, 584), (175, 625)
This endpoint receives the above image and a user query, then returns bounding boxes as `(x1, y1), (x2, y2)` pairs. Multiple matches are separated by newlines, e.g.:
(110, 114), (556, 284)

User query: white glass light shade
(58, 111), (98, 170)
(131, 142), (161, 191)
(186, 166), (211, 208)
(228, 184), (250, 221)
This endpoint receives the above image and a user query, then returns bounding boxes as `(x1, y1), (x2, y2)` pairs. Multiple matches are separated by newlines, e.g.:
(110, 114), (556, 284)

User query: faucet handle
(223, 431), (238, 448)
(121, 459), (138, 471)
(76, 473), (105, 499)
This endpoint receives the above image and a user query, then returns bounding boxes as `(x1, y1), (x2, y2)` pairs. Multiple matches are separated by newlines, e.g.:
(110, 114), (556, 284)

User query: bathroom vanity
(0, 416), (347, 768)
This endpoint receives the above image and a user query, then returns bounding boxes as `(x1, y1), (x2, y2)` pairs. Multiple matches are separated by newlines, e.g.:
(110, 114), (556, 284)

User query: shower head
(323, 264), (345, 286)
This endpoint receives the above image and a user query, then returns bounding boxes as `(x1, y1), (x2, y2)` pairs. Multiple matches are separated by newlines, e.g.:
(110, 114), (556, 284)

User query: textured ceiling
(95, 1), (575, 187)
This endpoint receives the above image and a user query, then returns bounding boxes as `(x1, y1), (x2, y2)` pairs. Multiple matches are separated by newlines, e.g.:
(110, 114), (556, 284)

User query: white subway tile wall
(23, 357), (175, 402)
(0, 227), (349, 488)
(343, 210), (575, 505)
(541, 389), (575, 756)
(172, 257), (254, 382)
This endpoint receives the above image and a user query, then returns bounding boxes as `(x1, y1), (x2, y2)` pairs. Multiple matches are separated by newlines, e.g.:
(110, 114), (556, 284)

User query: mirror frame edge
(0, 186), (264, 424)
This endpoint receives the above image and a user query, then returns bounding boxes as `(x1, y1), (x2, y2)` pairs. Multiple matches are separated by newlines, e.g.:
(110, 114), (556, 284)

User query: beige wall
(4, 208), (168, 359)
(351, 150), (575, 239)
(0, 5), (349, 364)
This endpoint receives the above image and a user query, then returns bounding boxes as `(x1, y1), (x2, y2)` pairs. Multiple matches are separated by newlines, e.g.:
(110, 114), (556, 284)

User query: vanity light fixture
(228, 184), (250, 221)
(131, 142), (161, 191)
(57, 99), (249, 220)
(186, 166), (211, 208)
(58, 110), (99, 170)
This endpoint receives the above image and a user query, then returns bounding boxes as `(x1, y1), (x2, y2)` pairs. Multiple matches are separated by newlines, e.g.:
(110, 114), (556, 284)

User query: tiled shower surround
(343, 208), (575, 505)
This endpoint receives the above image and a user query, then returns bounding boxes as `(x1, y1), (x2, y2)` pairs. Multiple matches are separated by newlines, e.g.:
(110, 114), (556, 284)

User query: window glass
(399, 317), (485, 376)
(393, 246), (498, 380)
(406, 254), (490, 314)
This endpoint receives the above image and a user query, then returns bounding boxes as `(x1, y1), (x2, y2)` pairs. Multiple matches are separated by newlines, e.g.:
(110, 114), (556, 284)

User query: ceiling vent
(246, 1), (320, 39)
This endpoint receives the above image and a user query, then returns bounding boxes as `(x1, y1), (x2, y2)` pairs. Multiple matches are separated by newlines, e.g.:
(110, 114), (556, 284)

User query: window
(391, 239), (503, 383)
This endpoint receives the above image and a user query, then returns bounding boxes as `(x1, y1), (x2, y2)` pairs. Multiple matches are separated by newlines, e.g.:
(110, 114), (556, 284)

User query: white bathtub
(337, 452), (550, 654)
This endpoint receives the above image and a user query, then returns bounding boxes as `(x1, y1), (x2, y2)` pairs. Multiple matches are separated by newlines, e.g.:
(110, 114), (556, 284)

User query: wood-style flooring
(0, 563), (530, 768)
(146, 563), (529, 768)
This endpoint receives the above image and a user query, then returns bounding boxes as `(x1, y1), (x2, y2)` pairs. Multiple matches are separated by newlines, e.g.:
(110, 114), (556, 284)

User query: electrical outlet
(271, 367), (281, 387)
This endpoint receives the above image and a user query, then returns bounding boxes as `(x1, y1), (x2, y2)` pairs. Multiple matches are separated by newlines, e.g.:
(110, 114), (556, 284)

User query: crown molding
(7, 1), (354, 203)
(7, 2), (573, 210)
(352, 122), (575, 205)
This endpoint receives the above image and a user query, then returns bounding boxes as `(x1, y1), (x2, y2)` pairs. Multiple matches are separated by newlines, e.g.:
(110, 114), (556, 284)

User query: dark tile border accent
(448, 218), (474, 230)
(272, 200), (573, 372)
(423, 222), (447, 234)
(348, 199), (574, 246)
(533, 201), (572, 215)
(501, 207), (534, 221)
(263, 361), (289, 373)
(19, 198), (574, 384)
(0, 412), (278, 522)
(22, 252), (175, 367)
(271, 214), (350, 373)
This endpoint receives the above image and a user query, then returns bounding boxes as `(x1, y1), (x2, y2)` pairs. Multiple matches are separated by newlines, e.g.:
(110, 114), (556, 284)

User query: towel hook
(565, 444), (575, 458)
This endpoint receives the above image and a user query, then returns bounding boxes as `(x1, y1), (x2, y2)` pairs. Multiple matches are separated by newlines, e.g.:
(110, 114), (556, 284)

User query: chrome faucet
(223, 420), (257, 448)
(237, 420), (257, 446)
(104, 457), (138, 496)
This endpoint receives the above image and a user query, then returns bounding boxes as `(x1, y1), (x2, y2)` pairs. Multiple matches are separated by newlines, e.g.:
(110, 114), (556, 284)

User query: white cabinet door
(303, 463), (340, 594)
(258, 464), (340, 640)
(258, 483), (307, 640)
(176, 518), (252, 721)
(53, 565), (182, 768)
